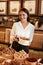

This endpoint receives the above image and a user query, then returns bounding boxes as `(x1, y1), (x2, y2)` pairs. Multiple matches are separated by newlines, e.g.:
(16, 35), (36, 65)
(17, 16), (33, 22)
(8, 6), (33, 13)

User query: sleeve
(10, 23), (16, 44)
(29, 26), (35, 45)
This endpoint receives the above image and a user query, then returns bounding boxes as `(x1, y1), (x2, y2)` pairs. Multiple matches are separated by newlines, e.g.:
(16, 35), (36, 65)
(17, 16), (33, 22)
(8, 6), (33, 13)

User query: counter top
(0, 21), (14, 28)
(0, 24), (12, 28)
(35, 29), (43, 31)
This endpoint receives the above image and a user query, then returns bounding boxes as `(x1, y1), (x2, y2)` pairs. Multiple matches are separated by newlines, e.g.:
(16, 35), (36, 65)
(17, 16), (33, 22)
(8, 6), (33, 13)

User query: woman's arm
(20, 36), (30, 40)
(10, 23), (17, 43)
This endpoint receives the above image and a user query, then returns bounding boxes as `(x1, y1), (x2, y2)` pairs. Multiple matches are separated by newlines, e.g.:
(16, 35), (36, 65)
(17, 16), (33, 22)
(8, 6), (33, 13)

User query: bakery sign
(9, 1), (21, 15)
(23, 0), (38, 15)
(0, 1), (7, 15)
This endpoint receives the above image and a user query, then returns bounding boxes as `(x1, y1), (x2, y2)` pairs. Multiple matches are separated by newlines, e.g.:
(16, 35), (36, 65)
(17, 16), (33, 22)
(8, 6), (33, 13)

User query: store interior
(0, 0), (43, 65)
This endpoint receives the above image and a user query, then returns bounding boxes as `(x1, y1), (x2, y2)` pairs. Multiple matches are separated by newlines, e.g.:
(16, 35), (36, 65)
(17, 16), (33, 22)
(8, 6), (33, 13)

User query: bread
(2, 59), (20, 65)
(3, 47), (15, 55)
(14, 50), (29, 59)
(0, 56), (6, 63)
(2, 53), (14, 60)
(24, 57), (37, 65)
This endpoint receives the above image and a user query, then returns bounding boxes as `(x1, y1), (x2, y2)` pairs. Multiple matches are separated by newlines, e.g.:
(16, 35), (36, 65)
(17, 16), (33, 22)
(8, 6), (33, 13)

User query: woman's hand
(14, 35), (29, 42)
(14, 35), (19, 42)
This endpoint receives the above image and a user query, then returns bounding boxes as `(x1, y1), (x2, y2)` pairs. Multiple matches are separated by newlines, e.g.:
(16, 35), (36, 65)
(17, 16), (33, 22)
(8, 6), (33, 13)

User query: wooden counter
(0, 21), (14, 32)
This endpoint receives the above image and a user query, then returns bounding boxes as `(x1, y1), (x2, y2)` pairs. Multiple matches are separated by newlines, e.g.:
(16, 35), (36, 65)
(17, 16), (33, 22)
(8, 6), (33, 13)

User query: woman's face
(19, 11), (28, 22)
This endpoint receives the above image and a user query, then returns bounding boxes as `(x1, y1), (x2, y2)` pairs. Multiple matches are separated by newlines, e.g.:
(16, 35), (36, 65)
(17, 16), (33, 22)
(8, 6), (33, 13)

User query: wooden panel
(0, 27), (5, 32)
(0, 31), (5, 42)
(5, 29), (11, 43)
(0, 0), (7, 1)
(29, 49), (43, 59)
(30, 32), (43, 49)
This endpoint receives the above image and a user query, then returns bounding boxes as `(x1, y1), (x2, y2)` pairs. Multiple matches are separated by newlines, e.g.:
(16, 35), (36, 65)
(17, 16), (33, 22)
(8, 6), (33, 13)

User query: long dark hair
(17, 8), (30, 22)
(38, 18), (43, 28)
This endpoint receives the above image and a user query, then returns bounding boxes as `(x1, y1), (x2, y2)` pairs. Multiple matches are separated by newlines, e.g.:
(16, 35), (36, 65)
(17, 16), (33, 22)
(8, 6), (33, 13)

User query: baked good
(2, 53), (14, 60)
(24, 57), (37, 65)
(2, 59), (20, 65)
(14, 50), (29, 59)
(2, 47), (15, 55)
(0, 56), (6, 63)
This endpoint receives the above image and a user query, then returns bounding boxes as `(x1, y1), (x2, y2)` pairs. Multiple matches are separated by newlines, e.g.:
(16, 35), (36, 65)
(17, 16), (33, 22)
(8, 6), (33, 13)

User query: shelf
(0, 41), (10, 47)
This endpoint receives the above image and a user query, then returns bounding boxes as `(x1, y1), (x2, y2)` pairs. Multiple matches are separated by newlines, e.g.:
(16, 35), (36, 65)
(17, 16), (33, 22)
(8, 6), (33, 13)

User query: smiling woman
(10, 8), (35, 54)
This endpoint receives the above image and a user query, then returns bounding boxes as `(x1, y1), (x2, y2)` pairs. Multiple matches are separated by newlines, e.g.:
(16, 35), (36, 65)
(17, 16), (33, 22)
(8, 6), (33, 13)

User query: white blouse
(10, 21), (35, 46)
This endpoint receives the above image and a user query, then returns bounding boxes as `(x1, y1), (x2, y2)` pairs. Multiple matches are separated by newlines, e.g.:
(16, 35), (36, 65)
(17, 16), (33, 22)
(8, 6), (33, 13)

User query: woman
(10, 8), (35, 53)
(35, 17), (43, 30)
